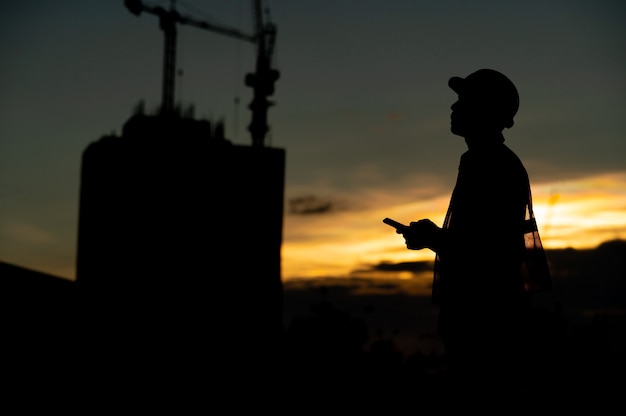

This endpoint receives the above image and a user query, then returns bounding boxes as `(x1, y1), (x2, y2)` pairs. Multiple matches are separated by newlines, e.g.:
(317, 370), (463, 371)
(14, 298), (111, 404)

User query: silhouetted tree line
(279, 292), (623, 409)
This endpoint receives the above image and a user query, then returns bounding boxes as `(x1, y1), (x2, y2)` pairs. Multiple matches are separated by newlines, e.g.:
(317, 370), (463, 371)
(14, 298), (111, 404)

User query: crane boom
(124, 0), (279, 146)
(178, 15), (256, 44)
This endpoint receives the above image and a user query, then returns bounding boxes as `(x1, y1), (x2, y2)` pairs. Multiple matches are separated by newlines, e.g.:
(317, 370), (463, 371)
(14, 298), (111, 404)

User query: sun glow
(281, 172), (626, 281)
(531, 172), (626, 248)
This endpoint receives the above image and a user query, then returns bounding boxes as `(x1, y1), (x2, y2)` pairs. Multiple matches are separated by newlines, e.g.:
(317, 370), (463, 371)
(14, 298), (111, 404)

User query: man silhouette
(397, 68), (551, 399)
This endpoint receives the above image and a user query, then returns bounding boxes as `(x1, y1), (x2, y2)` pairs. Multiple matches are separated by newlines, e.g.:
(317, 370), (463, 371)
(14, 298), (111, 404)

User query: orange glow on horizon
(531, 173), (626, 249)
(281, 171), (626, 281)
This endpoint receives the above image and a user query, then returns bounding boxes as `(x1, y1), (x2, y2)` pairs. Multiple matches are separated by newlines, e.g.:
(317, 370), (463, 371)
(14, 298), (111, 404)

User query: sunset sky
(1, 0), (625, 282)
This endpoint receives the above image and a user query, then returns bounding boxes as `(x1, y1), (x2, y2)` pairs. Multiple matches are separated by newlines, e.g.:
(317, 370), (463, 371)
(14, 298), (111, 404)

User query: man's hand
(398, 219), (441, 251)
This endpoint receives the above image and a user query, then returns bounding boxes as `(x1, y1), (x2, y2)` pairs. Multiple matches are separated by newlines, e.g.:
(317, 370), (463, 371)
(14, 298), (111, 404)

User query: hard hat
(448, 68), (519, 128)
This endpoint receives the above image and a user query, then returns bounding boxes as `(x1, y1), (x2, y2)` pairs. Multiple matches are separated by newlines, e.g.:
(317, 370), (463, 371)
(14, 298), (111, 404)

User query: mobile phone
(383, 217), (408, 231)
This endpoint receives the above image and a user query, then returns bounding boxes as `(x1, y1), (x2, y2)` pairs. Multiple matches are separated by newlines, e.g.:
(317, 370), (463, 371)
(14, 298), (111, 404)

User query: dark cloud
(288, 194), (351, 215)
(360, 260), (434, 274)
(288, 195), (332, 215)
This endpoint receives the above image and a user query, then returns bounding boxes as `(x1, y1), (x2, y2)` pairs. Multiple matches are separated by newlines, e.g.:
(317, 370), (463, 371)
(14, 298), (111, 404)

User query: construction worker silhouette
(397, 68), (551, 399)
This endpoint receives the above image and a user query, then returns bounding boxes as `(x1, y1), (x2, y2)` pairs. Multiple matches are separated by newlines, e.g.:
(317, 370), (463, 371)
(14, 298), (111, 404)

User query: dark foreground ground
(0, 240), (623, 410)
(280, 240), (626, 410)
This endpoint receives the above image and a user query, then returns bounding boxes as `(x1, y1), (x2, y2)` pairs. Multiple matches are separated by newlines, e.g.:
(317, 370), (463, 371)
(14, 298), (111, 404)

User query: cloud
(283, 275), (432, 297)
(360, 260), (433, 274)
(288, 194), (352, 215)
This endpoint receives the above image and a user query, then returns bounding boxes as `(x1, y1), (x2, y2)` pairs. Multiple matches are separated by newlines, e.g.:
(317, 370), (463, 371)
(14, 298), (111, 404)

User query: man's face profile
(450, 93), (505, 137)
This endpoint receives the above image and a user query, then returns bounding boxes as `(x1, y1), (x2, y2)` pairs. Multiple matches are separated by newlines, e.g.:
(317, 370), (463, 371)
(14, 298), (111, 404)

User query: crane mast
(124, 0), (279, 146)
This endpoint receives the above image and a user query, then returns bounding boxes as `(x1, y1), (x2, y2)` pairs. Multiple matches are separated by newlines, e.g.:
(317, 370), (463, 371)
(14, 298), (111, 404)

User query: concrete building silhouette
(0, 1), (286, 384)
(75, 112), (286, 374)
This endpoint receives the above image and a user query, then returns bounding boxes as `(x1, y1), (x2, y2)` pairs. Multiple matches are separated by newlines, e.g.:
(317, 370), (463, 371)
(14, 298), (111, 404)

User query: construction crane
(124, 0), (279, 147)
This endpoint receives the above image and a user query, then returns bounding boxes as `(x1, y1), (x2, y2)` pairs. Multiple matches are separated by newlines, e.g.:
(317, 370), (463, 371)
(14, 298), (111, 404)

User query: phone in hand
(383, 217), (408, 231)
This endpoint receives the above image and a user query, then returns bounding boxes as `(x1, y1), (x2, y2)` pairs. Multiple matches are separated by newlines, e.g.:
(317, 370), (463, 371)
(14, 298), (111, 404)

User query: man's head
(448, 68), (519, 137)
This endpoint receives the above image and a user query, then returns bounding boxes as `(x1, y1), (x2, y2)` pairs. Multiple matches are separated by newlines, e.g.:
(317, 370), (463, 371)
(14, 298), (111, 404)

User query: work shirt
(432, 137), (551, 339)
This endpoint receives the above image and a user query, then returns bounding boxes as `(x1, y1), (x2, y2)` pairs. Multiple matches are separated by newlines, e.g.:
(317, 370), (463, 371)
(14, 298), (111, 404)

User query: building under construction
(74, 0), (286, 375)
